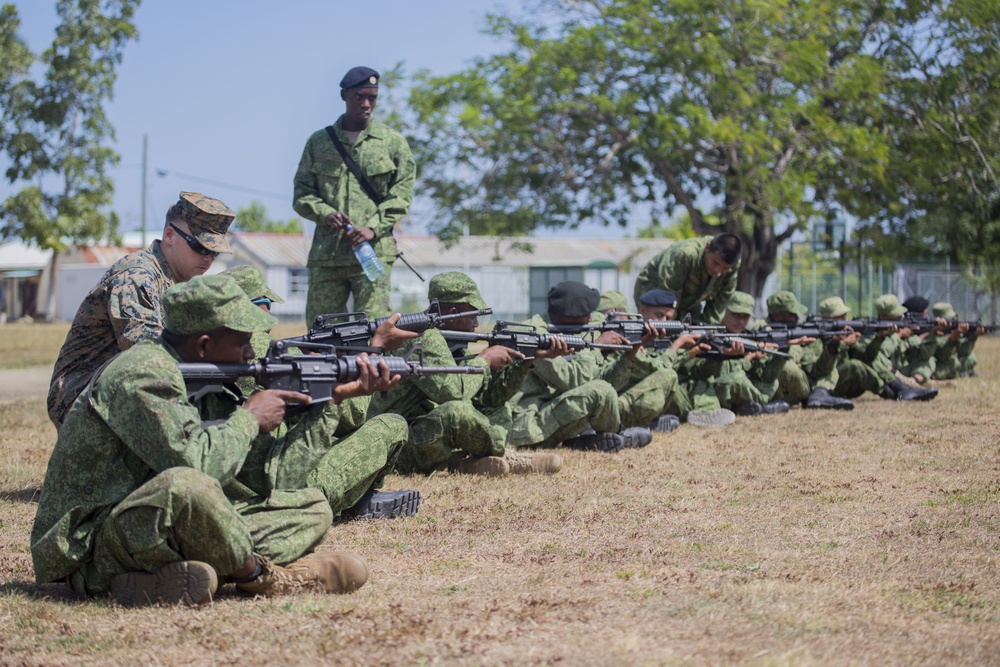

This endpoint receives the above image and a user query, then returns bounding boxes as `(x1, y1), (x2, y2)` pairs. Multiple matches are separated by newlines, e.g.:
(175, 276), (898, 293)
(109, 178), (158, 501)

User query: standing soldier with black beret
(293, 66), (416, 322)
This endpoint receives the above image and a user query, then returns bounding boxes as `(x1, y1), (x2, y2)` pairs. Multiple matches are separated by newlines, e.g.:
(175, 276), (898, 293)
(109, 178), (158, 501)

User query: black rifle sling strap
(324, 125), (425, 281)
(324, 125), (383, 205)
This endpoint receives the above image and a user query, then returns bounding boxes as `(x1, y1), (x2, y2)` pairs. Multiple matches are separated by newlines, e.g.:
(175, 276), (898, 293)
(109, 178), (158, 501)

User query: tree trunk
(44, 250), (59, 322)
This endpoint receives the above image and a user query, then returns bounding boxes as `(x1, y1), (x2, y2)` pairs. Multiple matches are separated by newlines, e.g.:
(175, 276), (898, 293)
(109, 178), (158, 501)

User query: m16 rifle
(547, 312), (724, 344)
(179, 341), (484, 407)
(282, 301), (494, 352)
(441, 321), (632, 360)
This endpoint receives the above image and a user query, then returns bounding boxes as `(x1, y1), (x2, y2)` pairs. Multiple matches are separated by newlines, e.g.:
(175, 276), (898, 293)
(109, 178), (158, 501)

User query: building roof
(229, 233), (674, 270)
(0, 242), (52, 272)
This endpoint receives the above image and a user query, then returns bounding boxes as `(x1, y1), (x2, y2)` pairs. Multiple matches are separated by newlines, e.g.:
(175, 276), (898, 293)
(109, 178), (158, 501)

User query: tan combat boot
(236, 553), (368, 597)
(504, 450), (563, 474)
(449, 456), (510, 476)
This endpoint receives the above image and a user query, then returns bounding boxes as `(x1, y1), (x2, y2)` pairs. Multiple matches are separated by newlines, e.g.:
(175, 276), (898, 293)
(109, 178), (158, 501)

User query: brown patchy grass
(0, 338), (998, 665)
(0, 322), (72, 369)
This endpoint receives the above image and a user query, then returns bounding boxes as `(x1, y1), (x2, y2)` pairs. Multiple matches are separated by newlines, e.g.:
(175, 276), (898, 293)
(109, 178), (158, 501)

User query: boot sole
(562, 432), (624, 453)
(111, 561), (217, 607)
(353, 490), (421, 520)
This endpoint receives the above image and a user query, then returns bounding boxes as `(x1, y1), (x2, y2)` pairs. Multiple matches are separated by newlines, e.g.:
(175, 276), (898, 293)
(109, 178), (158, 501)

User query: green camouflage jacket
(632, 236), (739, 324)
(31, 339), (259, 585)
(47, 242), (177, 427)
(293, 116), (416, 267)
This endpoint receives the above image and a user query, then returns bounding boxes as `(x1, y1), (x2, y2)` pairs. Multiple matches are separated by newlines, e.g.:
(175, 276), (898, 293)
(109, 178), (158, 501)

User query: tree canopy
(408, 0), (995, 295)
(234, 200), (302, 234)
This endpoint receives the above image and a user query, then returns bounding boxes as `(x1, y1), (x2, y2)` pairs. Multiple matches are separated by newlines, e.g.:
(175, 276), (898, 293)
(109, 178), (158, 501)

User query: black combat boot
(804, 387), (854, 410)
(760, 400), (791, 414)
(884, 379), (938, 402)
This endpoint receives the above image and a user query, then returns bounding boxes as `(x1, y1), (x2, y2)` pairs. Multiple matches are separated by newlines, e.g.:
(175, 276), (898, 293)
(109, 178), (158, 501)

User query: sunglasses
(169, 222), (218, 257)
(251, 297), (273, 308)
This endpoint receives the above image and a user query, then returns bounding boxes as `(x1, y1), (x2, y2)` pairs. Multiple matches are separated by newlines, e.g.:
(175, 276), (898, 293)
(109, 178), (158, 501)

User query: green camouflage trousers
(78, 467), (331, 596)
(393, 400), (508, 474)
(306, 260), (394, 322)
(833, 359), (884, 398)
(510, 379), (620, 449)
(618, 368), (678, 427)
(773, 361), (812, 404)
(714, 368), (778, 410)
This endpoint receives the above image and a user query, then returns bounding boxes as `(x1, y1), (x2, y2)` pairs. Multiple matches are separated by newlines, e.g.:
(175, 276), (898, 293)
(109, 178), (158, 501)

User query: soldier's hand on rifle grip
(478, 345), (525, 370)
(669, 333), (701, 352)
(724, 340), (746, 357)
(535, 336), (571, 360)
(595, 330), (629, 348)
(244, 390), (313, 432)
(789, 335), (816, 346)
(372, 313), (421, 352)
(877, 323), (898, 337)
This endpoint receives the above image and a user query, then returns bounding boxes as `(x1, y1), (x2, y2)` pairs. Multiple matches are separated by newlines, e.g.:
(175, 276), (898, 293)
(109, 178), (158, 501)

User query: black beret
(340, 66), (379, 90)
(638, 289), (678, 308)
(547, 280), (601, 318)
(901, 296), (929, 313)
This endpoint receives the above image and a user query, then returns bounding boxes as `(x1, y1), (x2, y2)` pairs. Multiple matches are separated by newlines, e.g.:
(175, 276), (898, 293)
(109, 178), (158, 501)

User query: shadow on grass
(0, 581), (78, 602)
(0, 487), (41, 504)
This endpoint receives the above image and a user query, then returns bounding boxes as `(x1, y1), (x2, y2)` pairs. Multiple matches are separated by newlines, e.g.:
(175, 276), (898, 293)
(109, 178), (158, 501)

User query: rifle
(899, 314), (997, 337)
(547, 312), (724, 344)
(179, 342), (484, 406)
(282, 300), (494, 352)
(651, 330), (792, 358)
(441, 321), (632, 360)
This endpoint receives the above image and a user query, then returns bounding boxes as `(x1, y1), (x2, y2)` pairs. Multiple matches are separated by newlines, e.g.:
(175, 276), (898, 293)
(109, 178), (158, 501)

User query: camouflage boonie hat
(875, 294), (906, 318)
(932, 301), (957, 319)
(727, 291), (755, 315)
(163, 274), (276, 335)
(818, 296), (851, 318)
(597, 290), (628, 313)
(427, 272), (488, 310)
(766, 290), (807, 316)
(174, 191), (235, 254)
(223, 265), (284, 303)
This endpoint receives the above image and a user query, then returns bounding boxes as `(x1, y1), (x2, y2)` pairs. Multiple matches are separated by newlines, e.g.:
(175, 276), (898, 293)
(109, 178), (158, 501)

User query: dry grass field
(0, 323), (997, 665)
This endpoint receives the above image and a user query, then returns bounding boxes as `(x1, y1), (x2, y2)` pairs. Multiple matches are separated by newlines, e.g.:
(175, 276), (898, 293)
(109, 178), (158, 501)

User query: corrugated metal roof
(0, 243), (51, 271)
(229, 233), (674, 270)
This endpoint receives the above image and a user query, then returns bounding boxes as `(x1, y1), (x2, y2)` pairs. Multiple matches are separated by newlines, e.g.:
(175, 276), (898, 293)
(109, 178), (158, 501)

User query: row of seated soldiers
(31, 265), (984, 607)
(239, 268), (984, 478)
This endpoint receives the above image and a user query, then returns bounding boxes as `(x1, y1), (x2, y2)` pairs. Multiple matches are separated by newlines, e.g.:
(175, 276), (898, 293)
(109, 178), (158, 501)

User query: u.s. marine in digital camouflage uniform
(632, 234), (742, 324)
(47, 192), (235, 428)
(222, 264), (419, 520)
(293, 66), (416, 322)
(32, 275), (370, 607)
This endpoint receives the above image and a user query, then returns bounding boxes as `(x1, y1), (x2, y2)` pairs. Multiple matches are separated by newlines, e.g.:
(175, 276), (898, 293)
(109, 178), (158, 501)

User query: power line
(154, 168), (291, 201)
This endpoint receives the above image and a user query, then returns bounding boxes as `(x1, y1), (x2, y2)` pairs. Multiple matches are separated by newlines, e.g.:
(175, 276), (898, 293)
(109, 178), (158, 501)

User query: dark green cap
(766, 290), (807, 316)
(427, 271), (488, 310)
(163, 274), (276, 335)
(932, 301), (957, 319)
(548, 280), (600, 318)
(222, 265), (284, 303)
(727, 291), (755, 315)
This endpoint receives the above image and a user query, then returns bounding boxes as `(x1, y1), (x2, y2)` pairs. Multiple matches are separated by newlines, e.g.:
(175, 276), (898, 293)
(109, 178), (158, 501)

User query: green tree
(234, 200), (302, 234)
(0, 0), (140, 320)
(407, 0), (944, 296)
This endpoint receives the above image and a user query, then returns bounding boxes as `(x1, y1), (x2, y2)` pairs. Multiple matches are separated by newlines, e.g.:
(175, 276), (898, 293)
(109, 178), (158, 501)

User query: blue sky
(5, 0), (630, 240)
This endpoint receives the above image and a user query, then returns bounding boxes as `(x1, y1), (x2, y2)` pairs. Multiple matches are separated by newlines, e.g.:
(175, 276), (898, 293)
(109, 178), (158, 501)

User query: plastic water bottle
(347, 225), (385, 281)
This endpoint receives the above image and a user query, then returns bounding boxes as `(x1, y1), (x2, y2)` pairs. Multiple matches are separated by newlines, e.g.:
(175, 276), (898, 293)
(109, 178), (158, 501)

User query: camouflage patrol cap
(427, 271), (488, 310)
(340, 66), (379, 89)
(597, 290), (629, 313)
(173, 192), (235, 254)
(727, 291), (755, 315)
(766, 290), (807, 316)
(932, 301), (957, 319)
(222, 265), (284, 304)
(548, 280), (601, 318)
(163, 274), (276, 335)
(818, 296), (851, 318)
(875, 294), (906, 318)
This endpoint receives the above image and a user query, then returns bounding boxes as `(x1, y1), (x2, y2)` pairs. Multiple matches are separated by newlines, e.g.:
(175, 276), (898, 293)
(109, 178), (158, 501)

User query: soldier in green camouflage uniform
(293, 66), (416, 322)
(32, 275), (370, 607)
(597, 290), (629, 316)
(47, 192), (235, 428)
(759, 291), (815, 406)
(509, 281), (651, 453)
(368, 272), (563, 476)
(930, 302), (971, 380)
(633, 234), (742, 324)
(223, 265), (419, 519)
